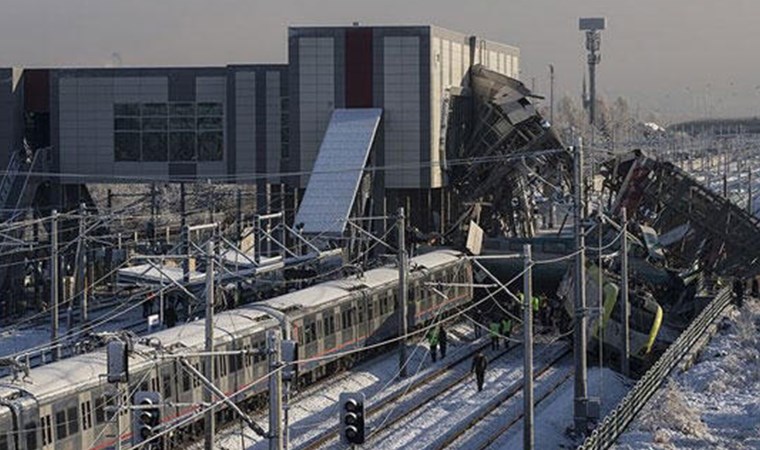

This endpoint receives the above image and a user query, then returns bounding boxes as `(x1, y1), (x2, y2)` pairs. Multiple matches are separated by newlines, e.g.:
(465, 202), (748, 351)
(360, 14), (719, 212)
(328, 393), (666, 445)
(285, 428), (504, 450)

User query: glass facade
(114, 101), (223, 162)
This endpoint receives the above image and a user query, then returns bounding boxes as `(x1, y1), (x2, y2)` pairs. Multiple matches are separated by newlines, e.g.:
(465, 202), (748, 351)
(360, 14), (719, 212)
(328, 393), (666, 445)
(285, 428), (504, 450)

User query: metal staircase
(0, 145), (49, 306)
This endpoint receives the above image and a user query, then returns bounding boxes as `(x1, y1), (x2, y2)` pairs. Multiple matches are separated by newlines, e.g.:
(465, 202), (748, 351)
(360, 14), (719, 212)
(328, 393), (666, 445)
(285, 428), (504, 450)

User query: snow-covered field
(615, 299), (760, 449)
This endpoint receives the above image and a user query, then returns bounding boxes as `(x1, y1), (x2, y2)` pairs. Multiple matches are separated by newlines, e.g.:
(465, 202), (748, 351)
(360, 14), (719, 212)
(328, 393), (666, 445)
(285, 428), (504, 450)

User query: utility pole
(748, 169), (753, 215)
(523, 244), (534, 450)
(159, 256), (165, 327)
(204, 239), (215, 450)
(51, 210), (60, 361)
(397, 207), (409, 378)
(150, 183), (157, 245)
(621, 207), (630, 377)
(181, 182), (189, 283)
(236, 188), (243, 306)
(549, 64), (555, 125)
(572, 138), (588, 434)
(579, 18), (606, 126)
(79, 203), (88, 324)
(268, 329), (283, 450)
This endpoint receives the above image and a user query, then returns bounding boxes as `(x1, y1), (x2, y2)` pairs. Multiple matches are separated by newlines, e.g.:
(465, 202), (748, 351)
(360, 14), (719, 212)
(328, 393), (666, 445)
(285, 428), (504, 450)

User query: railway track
(299, 338), (513, 449)
(365, 342), (570, 450)
(301, 335), (567, 450)
(441, 351), (573, 450)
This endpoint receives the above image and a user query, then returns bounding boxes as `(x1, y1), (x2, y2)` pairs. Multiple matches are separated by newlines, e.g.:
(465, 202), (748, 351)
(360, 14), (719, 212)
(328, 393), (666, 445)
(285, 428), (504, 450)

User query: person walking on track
(438, 325), (448, 358)
(489, 321), (500, 350)
(471, 351), (488, 392)
(427, 327), (439, 362)
(501, 316), (513, 349)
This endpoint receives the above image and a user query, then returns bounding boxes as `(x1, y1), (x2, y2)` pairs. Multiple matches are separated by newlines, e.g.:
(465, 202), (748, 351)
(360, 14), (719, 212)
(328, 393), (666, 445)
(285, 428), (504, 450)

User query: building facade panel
(234, 71), (256, 178)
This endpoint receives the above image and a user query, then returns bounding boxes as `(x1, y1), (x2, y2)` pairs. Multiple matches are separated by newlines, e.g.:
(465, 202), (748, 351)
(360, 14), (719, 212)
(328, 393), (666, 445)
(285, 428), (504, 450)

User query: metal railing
(578, 287), (732, 449)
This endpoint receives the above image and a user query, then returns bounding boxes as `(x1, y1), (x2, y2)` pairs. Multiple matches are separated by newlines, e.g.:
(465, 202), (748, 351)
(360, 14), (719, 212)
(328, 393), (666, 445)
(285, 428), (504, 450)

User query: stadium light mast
(579, 17), (606, 126)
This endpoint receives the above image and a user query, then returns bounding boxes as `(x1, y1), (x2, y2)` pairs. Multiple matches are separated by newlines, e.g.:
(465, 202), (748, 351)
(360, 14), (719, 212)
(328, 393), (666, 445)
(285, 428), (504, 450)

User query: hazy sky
(2, 0), (759, 122)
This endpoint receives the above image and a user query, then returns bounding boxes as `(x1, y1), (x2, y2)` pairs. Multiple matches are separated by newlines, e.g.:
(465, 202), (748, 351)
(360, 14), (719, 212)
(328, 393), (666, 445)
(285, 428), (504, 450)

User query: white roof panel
(295, 108), (382, 235)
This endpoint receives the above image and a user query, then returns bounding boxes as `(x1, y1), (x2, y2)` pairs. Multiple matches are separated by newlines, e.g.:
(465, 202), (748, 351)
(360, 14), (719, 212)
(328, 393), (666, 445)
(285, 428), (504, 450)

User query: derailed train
(0, 250), (472, 450)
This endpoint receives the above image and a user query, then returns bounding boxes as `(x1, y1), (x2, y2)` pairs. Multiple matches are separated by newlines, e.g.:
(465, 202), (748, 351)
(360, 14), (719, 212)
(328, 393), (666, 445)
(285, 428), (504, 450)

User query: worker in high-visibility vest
(501, 317), (513, 349)
(532, 295), (541, 327)
(427, 327), (439, 362)
(489, 321), (500, 350)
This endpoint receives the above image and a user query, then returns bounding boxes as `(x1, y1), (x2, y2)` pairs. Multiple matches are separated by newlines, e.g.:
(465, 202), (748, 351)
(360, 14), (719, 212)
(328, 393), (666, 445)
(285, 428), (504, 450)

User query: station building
(0, 24), (519, 230)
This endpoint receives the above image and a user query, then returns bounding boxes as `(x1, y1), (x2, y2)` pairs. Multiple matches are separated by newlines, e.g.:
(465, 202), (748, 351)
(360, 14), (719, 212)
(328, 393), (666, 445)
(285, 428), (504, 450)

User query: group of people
(488, 317), (514, 350)
(426, 323), (488, 392)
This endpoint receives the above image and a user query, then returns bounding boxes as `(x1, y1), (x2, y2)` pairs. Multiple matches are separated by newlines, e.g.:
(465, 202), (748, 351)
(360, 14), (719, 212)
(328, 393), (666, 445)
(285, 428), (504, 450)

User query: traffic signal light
(132, 391), (161, 446)
(339, 392), (365, 445)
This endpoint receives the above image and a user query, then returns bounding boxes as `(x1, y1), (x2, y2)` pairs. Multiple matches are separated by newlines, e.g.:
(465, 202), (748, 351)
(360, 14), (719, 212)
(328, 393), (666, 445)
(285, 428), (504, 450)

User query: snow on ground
(489, 366), (632, 449)
(195, 321), (482, 450)
(371, 341), (567, 450)
(0, 326), (52, 357)
(615, 299), (760, 449)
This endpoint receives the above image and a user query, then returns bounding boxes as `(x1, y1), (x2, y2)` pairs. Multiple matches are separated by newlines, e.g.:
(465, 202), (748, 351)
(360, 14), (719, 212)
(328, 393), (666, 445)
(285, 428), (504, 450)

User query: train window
(228, 353), (237, 373)
(357, 304), (365, 323)
(55, 410), (67, 440)
(42, 414), (53, 445)
(67, 406), (78, 436)
(163, 373), (172, 398)
(0, 433), (7, 450)
(81, 401), (92, 430)
(95, 397), (105, 424)
(182, 368), (191, 392)
(367, 300), (374, 321)
(214, 359), (219, 379)
(322, 315), (335, 336)
(193, 363), (202, 388)
(253, 341), (266, 364)
(341, 308), (354, 329)
(304, 321), (317, 344)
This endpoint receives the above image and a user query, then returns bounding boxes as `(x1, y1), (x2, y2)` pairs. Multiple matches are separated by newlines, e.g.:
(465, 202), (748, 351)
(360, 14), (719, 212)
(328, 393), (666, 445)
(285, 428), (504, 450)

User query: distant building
(288, 25), (518, 228)
(1, 24), (519, 230)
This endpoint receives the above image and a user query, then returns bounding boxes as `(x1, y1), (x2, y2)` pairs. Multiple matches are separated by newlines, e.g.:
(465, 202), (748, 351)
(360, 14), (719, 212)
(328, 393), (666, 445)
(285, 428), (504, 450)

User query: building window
(142, 132), (168, 161)
(114, 132), (140, 161)
(114, 101), (223, 163)
(170, 131), (196, 161)
(198, 131), (223, 161)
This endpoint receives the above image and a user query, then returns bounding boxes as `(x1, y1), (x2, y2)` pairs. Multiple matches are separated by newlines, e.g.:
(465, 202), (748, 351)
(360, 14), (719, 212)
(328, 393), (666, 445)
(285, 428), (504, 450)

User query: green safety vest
(532, 296), (540, 312)
(489, 322), (500, 337)
(501, 319), (513, 334)
(427, 329), (439, 345)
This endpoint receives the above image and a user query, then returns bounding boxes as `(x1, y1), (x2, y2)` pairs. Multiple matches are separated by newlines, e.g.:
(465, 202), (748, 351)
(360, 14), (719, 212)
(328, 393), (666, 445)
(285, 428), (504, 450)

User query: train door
(76, 392), (95, 450)
(340, 303), (357, 350)
(301, 314), (319, 365)
(50, 396), (81, 450)
(322, 309), (337, 352)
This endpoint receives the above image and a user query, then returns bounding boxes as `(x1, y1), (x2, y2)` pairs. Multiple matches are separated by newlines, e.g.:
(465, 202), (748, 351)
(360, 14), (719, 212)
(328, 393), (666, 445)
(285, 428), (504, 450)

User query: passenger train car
(0, 249), (471, 450)
(558, 262), (664, 371)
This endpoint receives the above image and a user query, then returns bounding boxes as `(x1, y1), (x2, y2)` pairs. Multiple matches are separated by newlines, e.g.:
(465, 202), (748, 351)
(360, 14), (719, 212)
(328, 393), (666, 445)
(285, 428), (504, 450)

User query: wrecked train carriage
(445, 65), (572, 239)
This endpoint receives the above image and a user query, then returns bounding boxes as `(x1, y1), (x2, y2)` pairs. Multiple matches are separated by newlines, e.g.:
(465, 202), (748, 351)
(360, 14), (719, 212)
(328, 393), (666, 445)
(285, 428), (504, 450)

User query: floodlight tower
(579, 17), (606, 126)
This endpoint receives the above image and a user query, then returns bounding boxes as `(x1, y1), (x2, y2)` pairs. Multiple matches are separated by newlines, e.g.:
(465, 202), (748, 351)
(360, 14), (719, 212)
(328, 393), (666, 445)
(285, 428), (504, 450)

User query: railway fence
(577, 286), (732, 449)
